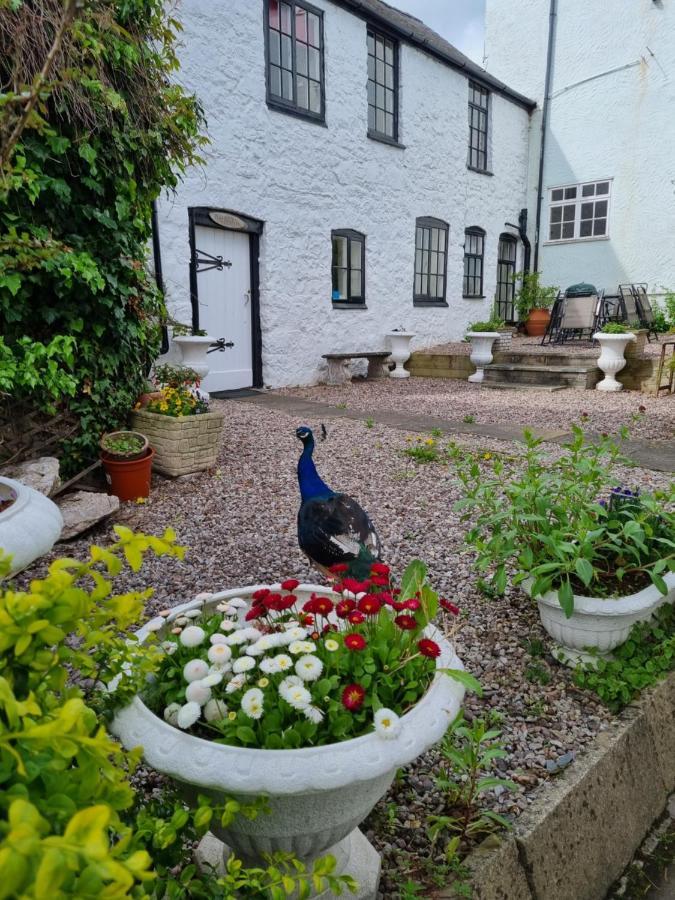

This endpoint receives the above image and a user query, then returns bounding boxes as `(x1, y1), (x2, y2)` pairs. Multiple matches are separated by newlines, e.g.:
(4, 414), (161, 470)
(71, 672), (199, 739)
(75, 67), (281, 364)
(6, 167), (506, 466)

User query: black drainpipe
(533, 0), (558, 272)
(519, 208), (531, 274)
(151, 199), (169, 355)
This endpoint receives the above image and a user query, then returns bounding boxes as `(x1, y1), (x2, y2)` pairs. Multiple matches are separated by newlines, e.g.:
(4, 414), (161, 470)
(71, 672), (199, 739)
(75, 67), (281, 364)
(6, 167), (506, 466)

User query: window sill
(544, 235), (610, 245)
(463, 295), (486, 299)
(367, 130), (405, 149)
(332, 301), (368, 310)
(267, 100), (327, 127)
(413, 299), (449, 308)
(467, 165), (494, 176)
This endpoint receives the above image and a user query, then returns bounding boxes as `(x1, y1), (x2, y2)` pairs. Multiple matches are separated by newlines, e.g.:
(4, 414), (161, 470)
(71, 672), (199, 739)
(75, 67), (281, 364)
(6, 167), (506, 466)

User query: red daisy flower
(440, 599), (460, 615)
(418, 638), (441, 658)
(345, 633), (367, 651)
(404, 598), (421, 611)
(341, 578), (370, 595)
(342, 683), (366, 711)
(281, 578), (300, 591)
(370, 562), (390, 577)
(394, 614), (417, 631)
(392, 601), (405, 612)
(245, 606), (265, 621)
(300, 613), (314, 627)
(322, 622), (338, 634)
(336, 598), (356, 618)
(380, 592), (394, 606)
(314, 597), (334, 616)
(370, 575), (389, 587)
(252, 588), (270, 602)
(347, 610), (366, 625)
(357, 596), (382, 616)
(329, 562), (349, 574)
(264, 592), (283, 611)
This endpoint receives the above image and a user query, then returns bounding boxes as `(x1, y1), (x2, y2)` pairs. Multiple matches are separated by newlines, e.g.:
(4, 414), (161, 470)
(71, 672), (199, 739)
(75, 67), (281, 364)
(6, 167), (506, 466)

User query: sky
(389, 0), (486, 65)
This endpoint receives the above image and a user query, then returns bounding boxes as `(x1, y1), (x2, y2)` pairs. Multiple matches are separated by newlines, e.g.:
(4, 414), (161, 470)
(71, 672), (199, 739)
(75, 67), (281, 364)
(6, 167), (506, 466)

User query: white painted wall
(485, 0), (675, 299)
(159, 0), (531, 387)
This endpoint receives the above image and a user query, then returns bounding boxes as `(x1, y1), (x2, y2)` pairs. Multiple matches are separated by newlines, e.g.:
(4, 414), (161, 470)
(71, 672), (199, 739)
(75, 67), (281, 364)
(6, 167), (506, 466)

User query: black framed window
(265, 0), (324, 121)
(414, 218), (448, 305)
(332, 230), (365, 304)
(468, 81), (489, 171)
(463, 227), (485, 298)
(495, 233), (517, 322)
(367, 29), (398, 141)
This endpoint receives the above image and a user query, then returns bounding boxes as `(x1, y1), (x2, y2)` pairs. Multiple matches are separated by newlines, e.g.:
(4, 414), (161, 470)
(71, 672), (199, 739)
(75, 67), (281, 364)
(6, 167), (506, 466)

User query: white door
(195, 225), (253, 392)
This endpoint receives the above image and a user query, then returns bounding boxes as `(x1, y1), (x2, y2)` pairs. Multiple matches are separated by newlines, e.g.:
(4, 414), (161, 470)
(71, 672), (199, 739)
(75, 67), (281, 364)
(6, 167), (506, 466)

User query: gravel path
(16, 398), (674, 897)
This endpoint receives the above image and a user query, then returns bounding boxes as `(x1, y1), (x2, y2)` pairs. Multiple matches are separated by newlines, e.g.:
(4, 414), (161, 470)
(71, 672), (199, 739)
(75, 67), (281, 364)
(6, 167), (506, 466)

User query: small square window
(548, 179), (611, 241)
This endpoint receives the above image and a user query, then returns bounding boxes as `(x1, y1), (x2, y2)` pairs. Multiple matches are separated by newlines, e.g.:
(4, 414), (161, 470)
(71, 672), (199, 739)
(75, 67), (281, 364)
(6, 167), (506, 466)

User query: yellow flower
(483, 452), (492, 460)
(228, 711), (237, 721)
(425, 438), (435, 446)
(135, 497), (147, 505)
(257, 677), (269, 688)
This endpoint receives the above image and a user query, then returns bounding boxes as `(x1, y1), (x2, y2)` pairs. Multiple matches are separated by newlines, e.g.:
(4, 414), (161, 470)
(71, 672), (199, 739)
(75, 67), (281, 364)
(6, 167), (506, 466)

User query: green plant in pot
(100, 431), (154, 502)
(100, 430), (149, 461)
(514, 271), (558, 336)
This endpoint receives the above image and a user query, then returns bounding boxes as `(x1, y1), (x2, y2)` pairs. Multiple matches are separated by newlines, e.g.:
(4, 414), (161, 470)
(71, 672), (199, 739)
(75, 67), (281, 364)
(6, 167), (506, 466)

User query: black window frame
(463, 227), (486, 298)
(413, 217), (449, 307)
(468, 81), (489, 172)
(495, 233), (518, 322)
(367, 27), (399, 145)
(264, 0), (326, 124)
(331, 229), (366, 307)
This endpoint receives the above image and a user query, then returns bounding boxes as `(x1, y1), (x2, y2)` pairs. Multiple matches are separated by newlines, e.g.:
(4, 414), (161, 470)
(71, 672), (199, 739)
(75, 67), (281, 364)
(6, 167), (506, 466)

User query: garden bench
(322, 351), (391, 385)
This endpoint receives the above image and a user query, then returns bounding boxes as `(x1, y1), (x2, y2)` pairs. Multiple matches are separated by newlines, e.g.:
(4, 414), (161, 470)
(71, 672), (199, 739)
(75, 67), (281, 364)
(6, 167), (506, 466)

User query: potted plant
(0, 476), (63, 576)
(110, 562), (472, 879)
(131, 365), (225, 477)
(451, 428), (675, 667)
(385, 328), (416, 378)
(465, 320), (503, 383)
(514, 271), (558, 336)
(592, 323), (636, 392)
(100, 431), (154, 501)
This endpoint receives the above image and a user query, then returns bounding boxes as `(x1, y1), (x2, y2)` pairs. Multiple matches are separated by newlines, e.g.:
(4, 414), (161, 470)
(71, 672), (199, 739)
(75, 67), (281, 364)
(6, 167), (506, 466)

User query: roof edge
(330, 0), (537, 112)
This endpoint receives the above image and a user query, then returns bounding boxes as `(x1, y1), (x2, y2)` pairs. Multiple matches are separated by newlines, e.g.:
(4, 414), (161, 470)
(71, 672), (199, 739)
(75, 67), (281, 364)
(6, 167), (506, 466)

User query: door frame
(188, 206), (264, 389)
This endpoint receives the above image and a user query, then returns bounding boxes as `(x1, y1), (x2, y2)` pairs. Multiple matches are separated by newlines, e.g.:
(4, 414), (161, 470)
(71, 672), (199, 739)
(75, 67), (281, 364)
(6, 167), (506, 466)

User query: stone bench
(322, 352), (391, 385)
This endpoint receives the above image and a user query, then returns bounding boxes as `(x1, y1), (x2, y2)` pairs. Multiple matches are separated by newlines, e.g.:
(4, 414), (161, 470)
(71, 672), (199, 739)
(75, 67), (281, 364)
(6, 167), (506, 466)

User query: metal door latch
(207, 338), (235, 353)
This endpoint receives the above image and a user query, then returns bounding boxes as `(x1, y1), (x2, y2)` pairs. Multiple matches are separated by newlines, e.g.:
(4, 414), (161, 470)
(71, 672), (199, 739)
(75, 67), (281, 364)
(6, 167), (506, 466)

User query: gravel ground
(15, 398), (674, 897)
(280, 376), (674, 442)
(418, 334), (668, 358)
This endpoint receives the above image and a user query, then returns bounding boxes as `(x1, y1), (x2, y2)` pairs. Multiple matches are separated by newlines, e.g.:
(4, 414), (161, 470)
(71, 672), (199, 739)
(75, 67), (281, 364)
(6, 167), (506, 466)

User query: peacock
(295, 425), (381, 579)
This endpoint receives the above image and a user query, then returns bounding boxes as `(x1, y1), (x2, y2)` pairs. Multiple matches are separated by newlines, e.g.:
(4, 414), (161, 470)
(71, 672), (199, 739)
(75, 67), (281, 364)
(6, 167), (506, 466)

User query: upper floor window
(463, 227), (485, 298)
(367, 29), (398, 142)
(265, 0), (324, 122)
(332, 230), (365, 305)
(414, 218), (448, 305)
(548, 180), (611, 242)
(468, 81), (489, 171)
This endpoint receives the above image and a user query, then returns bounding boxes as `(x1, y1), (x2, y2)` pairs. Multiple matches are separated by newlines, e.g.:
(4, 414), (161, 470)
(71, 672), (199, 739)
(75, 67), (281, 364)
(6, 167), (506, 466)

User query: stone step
(494, 351), (599, 368)
(483, 362), (600, 389)
(481, 382), (568, 392)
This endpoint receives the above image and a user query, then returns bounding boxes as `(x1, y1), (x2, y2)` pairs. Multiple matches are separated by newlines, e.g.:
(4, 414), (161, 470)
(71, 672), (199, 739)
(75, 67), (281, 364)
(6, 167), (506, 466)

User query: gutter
(533, 0), (558, 271)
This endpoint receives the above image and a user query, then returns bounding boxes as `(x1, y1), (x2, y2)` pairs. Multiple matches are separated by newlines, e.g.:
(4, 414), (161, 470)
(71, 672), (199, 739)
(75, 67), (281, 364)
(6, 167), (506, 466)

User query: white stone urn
(466, 332), (500, 383)
(527, 573), (675, 667)
(172, 334), (217, 380)
(592, 332), (636, 392)
(385, 331), (416, 378)
(0, 476), (63, 576)
(111, 585), (466, 888)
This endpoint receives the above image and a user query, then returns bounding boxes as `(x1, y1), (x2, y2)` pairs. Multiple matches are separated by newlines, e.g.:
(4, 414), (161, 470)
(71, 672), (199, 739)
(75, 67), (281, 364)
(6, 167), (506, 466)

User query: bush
(513, 271), (558, 319)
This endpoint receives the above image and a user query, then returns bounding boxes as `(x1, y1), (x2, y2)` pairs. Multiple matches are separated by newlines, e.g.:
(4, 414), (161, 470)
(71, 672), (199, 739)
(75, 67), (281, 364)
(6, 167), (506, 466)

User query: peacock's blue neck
(298, 440), (334, 502)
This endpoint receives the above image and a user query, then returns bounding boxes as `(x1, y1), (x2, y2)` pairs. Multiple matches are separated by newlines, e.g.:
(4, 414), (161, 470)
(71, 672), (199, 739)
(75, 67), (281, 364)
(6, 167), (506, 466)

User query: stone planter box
(131, 409), (225, 477)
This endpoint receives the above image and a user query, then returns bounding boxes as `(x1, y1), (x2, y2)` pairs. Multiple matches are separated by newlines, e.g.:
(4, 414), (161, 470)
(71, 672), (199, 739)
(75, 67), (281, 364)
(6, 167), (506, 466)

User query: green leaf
(437, 668), (483, 696)
(558, 580), (575, 618)
(574, 558), (594, 587)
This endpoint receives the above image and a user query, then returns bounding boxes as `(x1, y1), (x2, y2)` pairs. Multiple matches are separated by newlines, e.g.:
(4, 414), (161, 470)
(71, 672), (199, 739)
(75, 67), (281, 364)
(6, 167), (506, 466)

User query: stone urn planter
(385, 331), (415, 378)
(527, 573), (675, 667)
(131, 409), (225, 477)
(592, 332), (636, 391)
(0, 476), (63, 576)
(466, 331), (500, 383)
(111, 585), (466, 892)
(173, 335), (216, 380)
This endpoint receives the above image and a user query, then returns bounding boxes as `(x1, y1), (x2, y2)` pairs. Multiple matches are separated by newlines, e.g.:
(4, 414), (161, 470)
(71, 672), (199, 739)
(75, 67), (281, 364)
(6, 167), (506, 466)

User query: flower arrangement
(145, 364), (209, 417)
(146, 561), (469, 749)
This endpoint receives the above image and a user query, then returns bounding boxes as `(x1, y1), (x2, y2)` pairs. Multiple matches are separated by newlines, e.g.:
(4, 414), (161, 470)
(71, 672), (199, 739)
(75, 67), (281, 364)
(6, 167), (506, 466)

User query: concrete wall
(158, 0), (531, 387)
(485, 0), (675, 301)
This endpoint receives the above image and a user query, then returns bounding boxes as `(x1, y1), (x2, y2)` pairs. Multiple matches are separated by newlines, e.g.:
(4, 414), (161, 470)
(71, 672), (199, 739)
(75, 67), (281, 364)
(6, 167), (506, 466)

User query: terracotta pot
(525, 308), (551, 336)
(99, 430), (149, 461)
(101, 448), (154, 501)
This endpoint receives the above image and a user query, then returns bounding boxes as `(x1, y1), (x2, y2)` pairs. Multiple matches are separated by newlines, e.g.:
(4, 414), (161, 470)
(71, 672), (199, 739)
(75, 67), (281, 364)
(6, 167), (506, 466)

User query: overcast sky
(390, 0), (486, 65)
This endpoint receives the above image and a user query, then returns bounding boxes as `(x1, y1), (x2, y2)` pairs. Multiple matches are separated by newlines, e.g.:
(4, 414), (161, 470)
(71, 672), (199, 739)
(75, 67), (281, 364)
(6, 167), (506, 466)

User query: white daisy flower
(273, 654), (293, 672)
(219, 619), (237, 631)
(201, 672), (223, 687)
(180, 625), (206, 648)
(284, 684), (312, 711)
(163, 702), (181, 726)
(225, 673), (248, 694)
(225, 631), (250, 646)
(203, 698), (228, 722)
(195, 592), (215, 602)
(208, 643), (232, 665)
(215, 601), (231, 613)
(286, 627), (307, 642)
(227, 597), (247, 609)
(289, 640), (315, 655)
(183, 609), (202, 619)
(176, 701), (201, 729)
(185, 680), (212, 706)
(324, 639), (339, 652)
(210, 661), (232, 675)
(260, 657), (280, 675)
(241, 687), (264, 720)
(303, 705), (324, 724)
(210, 633), (228, 645)
(374, 708), (402, 740)
(295, 655), (323, 682)
(161, 641), (178, 655)
(233, 656), (256, 674)
(183, 659), (209, 683)
(175, 616), (189, 626)
(242, 627), (262, 641)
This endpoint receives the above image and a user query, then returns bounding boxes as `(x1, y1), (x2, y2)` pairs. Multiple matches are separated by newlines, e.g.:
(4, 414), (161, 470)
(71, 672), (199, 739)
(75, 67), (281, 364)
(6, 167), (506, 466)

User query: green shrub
(600, 322), (630, 334)
(513, 271), (558, 319)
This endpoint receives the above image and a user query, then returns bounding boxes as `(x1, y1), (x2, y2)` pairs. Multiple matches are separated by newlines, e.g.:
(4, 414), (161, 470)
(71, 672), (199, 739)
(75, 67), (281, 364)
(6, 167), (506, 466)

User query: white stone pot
(529, 572), (675, 667)
(172, 335), (217, 381)
(592, 332), (636, 392)
(111, 585), (466, 878)
(466, 332), (500, 383)
(0, 476), (63, 576)
(385, 331), (416, 378)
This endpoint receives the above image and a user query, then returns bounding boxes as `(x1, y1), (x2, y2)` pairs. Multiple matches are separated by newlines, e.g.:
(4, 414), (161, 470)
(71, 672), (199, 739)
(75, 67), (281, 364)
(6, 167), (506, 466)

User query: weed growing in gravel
(404, 437), (441, 463)
(462, 414), (476, 424)
(430, 427), (443, 437)
(336, 402), (347, 409)
(522, 637), (546, 658)
(365, 417), (374, 428)
(525, 662), (552, 685)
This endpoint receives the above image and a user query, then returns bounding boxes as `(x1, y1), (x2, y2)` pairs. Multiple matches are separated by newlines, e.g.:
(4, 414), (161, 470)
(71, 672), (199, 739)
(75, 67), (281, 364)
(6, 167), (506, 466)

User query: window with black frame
(367, 28), (398, 141)
(468, 81), (489, 171)
(463, 228), (485, 298)
(495, 234), (517, 322)
(414, 218), (448, 305)
(331, 230), (365, 305)
(265, 0), (324, 120)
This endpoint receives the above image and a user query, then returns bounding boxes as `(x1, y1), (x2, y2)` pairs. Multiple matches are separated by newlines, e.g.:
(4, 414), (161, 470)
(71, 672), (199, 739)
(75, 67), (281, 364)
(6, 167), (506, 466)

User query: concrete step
(494, 351), (599, 368)
(481, 382), (568, 392)
(484, 362), (600, 389)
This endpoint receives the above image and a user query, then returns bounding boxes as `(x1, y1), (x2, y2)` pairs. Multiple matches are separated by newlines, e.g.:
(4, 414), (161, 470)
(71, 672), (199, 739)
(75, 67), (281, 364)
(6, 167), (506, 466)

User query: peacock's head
(295, 425), (313, 445)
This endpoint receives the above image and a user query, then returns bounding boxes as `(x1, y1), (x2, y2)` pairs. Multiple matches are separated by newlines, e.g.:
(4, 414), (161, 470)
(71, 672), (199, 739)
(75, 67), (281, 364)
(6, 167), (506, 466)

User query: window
(332, 230), (365, 304)
(265, 0), (324, 121)
(495, 234), (518, 322)
(463, 228), (485, 298)
(414, 218), (448, 305)
(468, 81), (489, 171)
(367, 29), (398, 141)
(548, 180), (611, 242)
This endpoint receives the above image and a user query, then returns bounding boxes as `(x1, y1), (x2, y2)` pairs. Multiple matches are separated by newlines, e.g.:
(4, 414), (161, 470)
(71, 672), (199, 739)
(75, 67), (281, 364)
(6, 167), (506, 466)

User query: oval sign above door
(209, 211), (247, 231)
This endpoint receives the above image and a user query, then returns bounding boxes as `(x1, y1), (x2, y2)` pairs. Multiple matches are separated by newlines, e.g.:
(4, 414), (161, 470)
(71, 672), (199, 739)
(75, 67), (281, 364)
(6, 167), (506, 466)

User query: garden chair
(618, 284), (659, 341)
(543, 290), (603, 344)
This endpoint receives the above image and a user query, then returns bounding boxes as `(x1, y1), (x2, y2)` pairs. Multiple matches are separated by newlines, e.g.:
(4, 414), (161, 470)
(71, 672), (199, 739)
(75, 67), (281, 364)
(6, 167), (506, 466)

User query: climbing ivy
(0, 0), (206, 473)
